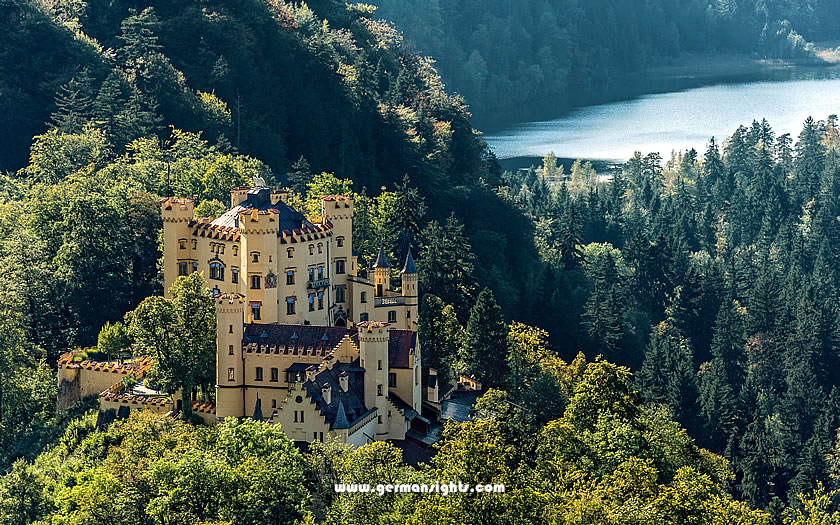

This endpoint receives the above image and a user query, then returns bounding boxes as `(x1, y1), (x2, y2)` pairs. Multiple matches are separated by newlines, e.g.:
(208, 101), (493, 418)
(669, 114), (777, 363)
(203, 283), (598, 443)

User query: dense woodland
(4, 0), (840, 523)
(373, 0), (840, 117)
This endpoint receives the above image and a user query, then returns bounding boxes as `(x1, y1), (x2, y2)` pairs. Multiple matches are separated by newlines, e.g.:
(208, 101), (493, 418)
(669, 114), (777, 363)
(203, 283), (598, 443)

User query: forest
(4, 0), (840, 523)
(372, 0), (840, 118)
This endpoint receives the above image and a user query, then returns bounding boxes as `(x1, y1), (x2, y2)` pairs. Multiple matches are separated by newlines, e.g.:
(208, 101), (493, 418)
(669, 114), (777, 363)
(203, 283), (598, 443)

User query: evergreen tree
(418, 294), (462, 386)
(288, 155), (311, 196)
(48, 69), (94, 133)
(638, 321), (698, 428)
(417, 214), (478, 320)
(117, 7), (163, 64)
(461, 288), (509, 387)
(581, 248), (629, 364)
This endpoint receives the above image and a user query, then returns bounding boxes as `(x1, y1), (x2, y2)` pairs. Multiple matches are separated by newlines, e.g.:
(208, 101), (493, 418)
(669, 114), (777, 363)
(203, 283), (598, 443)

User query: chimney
(294, 372), (303, 391)
(306, 365), (316, 382)
(339, 371), (349, 392)
(321, 383), (332, 405)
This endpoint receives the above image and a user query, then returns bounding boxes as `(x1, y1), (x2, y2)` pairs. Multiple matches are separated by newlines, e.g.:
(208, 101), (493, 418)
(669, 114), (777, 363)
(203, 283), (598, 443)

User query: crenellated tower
(160, 196), (195, 297)
(400, 249), (418, 330)
(358, 321), (390, 437)
(215, 292), (246, 419)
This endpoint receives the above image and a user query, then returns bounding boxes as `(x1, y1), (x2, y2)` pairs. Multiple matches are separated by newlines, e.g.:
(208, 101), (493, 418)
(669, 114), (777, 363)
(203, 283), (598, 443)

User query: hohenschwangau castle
(57, 185), (462, 450)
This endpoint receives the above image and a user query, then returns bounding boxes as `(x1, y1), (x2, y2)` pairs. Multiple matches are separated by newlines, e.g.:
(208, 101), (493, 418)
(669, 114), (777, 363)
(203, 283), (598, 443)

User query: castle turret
(358, 321), (390, 436)
(372, 247), (390, 297)
(400, 250), (418, 330)
(215, 293), (245, 419)
(321, 196), (354, 321)
(160, 197), (195, 297)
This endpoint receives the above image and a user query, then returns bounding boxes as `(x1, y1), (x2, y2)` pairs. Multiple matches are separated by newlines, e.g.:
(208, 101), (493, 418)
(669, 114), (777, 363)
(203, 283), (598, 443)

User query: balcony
(375, 296), (406, 307)
(307, 278), (330, 289)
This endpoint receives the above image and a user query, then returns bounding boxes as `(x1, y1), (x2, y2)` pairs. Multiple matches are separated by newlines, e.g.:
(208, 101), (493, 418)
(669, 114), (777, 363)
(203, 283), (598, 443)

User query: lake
(483, 67), (840, 165)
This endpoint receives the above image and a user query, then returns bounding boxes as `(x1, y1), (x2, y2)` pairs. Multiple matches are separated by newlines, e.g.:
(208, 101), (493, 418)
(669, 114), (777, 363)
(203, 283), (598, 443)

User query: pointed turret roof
(253, 397), (263, 421)
(401, 249), (417, 274)
(372, 246), (391, 269)
(333, 399), (350, 429)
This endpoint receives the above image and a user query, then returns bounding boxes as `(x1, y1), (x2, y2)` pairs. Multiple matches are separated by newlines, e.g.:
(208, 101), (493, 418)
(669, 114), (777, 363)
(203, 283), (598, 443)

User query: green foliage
(96, 321), (131, 359)
(125, 273), (216, 420)
(461, 288), (509, 387)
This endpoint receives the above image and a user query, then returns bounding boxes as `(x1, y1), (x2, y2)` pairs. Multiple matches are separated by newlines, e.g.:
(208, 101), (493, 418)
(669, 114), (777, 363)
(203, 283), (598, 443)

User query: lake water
(483, 70), (840, 163)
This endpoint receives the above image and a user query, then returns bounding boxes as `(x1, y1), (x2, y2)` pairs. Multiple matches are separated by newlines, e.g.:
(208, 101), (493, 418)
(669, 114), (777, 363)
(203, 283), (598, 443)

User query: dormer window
(336, 237), (344, 247)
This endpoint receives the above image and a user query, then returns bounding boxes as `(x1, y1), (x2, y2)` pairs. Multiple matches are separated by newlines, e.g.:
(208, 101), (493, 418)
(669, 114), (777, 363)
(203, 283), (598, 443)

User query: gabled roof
(302, 361), (373, 430)
(401, 249), (417, 274)
(372, 246), (390, 269)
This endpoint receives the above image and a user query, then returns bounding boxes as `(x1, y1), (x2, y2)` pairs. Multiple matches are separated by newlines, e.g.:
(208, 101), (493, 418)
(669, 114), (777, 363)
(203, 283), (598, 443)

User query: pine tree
(461, 288), (509, 387)
(638, 321), (698, 429)
(117, 7), (163, 65)
(49, 69), (95, 133)
(418, 294), (462, 387)
(581, 249), (628, 364)
(417, 214), (477, 321)
(288, 156), (311, 196)
(392, 175), (427, 253)
(91, 70), (126, 137)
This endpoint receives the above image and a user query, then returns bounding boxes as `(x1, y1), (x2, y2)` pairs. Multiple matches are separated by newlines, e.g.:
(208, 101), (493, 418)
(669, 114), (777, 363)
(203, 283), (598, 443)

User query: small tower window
(228, 345), (234, 355)
(317, 243), (323, 254)
(191, 262), (198, 274)
(251, 252), (260, 263)
(360, 292), (367, 303)
(389, 373), (396, 387)
(377, 384), (383, 396)
(228, 368), (235, 381)
(309, 294), (315, 311)
(336, 237), (344, 247)
(335, 286), (345, 303)
(233, 245), (238, 256)
(191, 239), (197, 249)
(317, 266), (324, 279)
(336, 259), (345, 274)
(251, 303), (261, 321)
(317, 292), (324, 310)
(388, 310), (397, 323)
(178, 239), (187, 250)
(251, 275), (261, 289)
(309, 244), (314, 256)
(287, 248), (294, 258)
(308, 268), (314, 281)
(232, 268), (239, 284)
(255, 367), (263, 381)
(286, 297), (296, 315)
(286, 270), (295, 285)
(271, 368), (279, 382)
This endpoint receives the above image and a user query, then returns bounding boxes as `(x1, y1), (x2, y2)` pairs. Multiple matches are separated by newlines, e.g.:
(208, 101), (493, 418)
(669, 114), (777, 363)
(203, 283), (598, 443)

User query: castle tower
(160, 197), (195, 297)
(372, 247), (390, 297)
(321, 196), (355, 323)
(215, 293), (245, 419)
(238, 188), (280, 323)
(358, 321), (390, 436)
(400, 249), (419, 330)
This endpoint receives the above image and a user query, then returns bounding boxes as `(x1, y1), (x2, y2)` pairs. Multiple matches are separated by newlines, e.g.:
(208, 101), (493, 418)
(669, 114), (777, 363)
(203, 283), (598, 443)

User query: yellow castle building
(58, 184), (430, 448)
(158, 184), (427, 444)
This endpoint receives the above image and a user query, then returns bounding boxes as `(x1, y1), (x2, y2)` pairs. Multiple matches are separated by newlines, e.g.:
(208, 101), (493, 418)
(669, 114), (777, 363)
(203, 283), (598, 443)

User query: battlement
(160, 197), (195, 220)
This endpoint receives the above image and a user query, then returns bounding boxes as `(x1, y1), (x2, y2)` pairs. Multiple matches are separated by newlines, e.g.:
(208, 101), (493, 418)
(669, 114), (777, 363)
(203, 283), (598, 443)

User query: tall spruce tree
(461, 288), (509, 387)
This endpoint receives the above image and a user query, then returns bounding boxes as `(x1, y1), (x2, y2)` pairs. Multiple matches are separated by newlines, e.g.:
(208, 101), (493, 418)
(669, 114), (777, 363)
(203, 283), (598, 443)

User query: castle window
(317, 266), (324, 279)
(179, 239), (187, 250)
(309, 244), (314, 256)
(308, 268), (314, 281)
(251, 252), (260, 263)
(389, 373), (396, 387)
(378, 415), (383, 424)
(317, 243), (323, 254)
(359, 313), (369, 322)
(309, 294), (315, 312)
(272, 399), (277, 408)
(286, 297), (296, 315)
(287, 248), (294, 258)
(360, 292), (367, 303)
(209, 262), (225, 281)
(255, 367), (263, 381)
(335, 286), (345, 303)
(178, 262), (188, 276)
(336, 237), (344, 247)
(228, 345), (234, 356)
(228, 368), (235, 381)
(251, 303), (261, 321)
(336, 259), (345, 274)
(229, 325), (233, 334)
(300, 410), (305, 423)
(388, 310), (397, 323)
(294, 411), (298, 423)
(251, 275), (261, 289)
(377, 384), (383, 396)
(191, 262), (198, 274)
(286, 270), (295, 285)
(407, 310), (411, 318)
(317, 292), (324, 310)
(233, 246), (238, 256)
(378, 360), (382, 370)
(191, 239), (197, 250)
(232, 269), (239, 284)
(271, 368), (279, 382)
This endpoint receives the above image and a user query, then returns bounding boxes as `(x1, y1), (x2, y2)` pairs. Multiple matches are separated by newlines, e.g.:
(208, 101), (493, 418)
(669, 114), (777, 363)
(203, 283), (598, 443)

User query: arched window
(317, 243), (323, 254)
(287, 247), (294, 258)
(251, 252), (260, 263)
(309, 244), (314, 256)
(209, 261), (225, 281)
